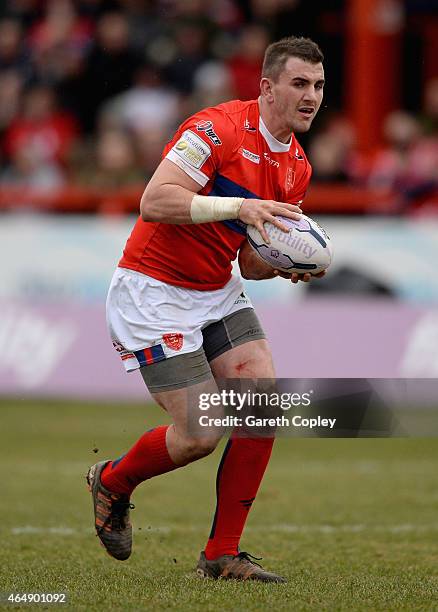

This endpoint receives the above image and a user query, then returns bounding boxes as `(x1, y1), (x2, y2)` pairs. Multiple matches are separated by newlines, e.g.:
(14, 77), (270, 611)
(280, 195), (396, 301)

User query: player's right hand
(238, 199), (302, 244)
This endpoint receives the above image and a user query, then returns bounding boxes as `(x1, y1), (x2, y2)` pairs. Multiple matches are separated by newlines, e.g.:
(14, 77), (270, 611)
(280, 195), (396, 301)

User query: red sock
(101, 425), (177, 496)
(204, 436), (274, 560)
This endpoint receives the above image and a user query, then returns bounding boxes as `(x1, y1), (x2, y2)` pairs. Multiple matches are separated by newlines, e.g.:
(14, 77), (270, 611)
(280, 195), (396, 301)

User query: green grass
(1, 398), (438, 611)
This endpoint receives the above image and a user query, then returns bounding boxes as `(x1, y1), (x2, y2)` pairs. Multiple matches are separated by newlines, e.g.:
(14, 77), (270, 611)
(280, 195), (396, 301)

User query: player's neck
(258, 97), (293, 144)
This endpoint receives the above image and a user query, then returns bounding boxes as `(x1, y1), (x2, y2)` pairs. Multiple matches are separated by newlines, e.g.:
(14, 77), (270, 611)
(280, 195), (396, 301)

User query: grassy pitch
(1, 398), (438, 611)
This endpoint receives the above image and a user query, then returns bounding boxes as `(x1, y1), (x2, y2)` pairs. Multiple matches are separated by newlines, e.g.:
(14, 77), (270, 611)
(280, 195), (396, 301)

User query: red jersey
(119, 99), (312, 290)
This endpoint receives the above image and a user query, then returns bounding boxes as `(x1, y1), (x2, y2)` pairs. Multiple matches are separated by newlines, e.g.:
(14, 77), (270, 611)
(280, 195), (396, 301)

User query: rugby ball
(246, 214), (333, 275)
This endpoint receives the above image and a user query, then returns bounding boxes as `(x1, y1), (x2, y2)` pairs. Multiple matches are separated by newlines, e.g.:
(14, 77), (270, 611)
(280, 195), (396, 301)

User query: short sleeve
(163, 108), (236, 187)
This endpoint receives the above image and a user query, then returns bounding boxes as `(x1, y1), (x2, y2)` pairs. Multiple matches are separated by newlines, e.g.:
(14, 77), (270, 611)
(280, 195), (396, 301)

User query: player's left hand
(273, 270), (326, 283)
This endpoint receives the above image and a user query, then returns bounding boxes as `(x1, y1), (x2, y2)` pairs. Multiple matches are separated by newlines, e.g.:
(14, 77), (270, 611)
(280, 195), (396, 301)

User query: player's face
(271, 57), (325, 133)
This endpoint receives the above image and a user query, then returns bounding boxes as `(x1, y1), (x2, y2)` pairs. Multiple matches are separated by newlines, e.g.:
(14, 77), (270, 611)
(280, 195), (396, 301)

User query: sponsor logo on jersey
(294, 146), (304, 160)
(195, 120), (222, 146)
(196, 120), (213, 130)
(173, 130), (211, 169)
(263, 152), (280, 168)
(240, 147), (260, 164)
(163, 333), (184, 351)
(243, 119), (257, 132)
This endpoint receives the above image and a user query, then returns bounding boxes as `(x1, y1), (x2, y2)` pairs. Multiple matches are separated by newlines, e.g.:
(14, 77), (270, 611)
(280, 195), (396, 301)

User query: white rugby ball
(246, 214), (333, 275)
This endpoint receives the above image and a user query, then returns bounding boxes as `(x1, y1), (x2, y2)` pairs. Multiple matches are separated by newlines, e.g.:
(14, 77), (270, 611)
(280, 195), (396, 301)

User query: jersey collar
(259, 115), (292, 153)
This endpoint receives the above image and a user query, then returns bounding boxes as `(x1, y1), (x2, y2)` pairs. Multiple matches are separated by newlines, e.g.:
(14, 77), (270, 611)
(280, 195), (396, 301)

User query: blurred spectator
(100, 64), (180, 136)
(0, 70), (23, 132)
(367, 111), (438, 208)
(308, 115), (361, 183)
(76, 0), (119, 20)
(27, 1), (91, 56)
(120, 0), (163, 56)
(421, 77), (438, 136)
(80, 11), (142, 131)
(0, 0), (434, 214)
(367, 111), (422, 190)
(247, 0), (300, 20)
(191, 60), (234, 111)
(163, 21), (211, 94)
(238, 0), (317, 40)
(4, 84), (79, 170)
(0, 0), (42, 28)
(27, 0), (93, 83)
(135, 125), (170, 180)
(208, 0), (243, 29)
(164, 0), (211, 19)
(0, 18), (33, 81)
(0, 144), (66, 190)
(72, 127), (144, 188)
(227, 24), (269, 100)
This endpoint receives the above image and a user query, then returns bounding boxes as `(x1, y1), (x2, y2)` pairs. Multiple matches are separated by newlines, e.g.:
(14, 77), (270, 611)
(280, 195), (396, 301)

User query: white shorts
(106, 267), (255, 372)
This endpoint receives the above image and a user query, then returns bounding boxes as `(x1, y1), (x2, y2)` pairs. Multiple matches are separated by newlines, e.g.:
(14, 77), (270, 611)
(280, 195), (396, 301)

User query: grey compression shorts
(140, 308), (265, 393)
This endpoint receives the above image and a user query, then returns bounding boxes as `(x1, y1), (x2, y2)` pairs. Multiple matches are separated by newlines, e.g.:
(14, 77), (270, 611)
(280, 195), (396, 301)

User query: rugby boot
(86, 460), (134, 561)
(196, 551), (286, 583)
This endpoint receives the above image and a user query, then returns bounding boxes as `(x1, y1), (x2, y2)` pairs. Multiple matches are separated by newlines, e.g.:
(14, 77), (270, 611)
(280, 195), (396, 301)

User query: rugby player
(87, 36), (325, 582)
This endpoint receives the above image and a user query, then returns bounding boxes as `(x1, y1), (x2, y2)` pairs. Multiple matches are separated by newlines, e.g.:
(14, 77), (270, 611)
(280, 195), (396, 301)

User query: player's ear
(260, 77), (274, 102)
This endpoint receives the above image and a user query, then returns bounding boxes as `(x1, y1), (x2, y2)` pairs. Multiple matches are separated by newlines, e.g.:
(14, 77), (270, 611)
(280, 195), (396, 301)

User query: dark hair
(262, 36), (324, 82)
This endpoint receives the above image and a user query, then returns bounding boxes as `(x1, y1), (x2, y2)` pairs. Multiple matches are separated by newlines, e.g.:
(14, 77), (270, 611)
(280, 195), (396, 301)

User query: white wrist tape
(190, 195), (244, 223)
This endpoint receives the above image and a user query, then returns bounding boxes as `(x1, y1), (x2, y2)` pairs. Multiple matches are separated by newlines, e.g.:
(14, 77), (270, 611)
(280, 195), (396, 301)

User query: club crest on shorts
(162, 333), (184, 351)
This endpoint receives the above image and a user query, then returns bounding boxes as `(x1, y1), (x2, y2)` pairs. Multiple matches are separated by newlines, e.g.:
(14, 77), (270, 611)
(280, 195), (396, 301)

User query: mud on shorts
(106, 268), (266, 393)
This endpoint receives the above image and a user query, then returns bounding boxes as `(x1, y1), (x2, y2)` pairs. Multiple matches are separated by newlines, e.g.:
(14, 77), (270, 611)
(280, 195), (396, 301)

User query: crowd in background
(0, 0), (437, 212)
(310, 80), (438, 203)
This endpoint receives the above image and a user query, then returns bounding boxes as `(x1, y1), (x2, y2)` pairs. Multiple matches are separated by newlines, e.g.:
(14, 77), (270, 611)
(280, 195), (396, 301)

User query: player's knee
(181, 436), (219, 461)
(231, 345), (274, 378)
